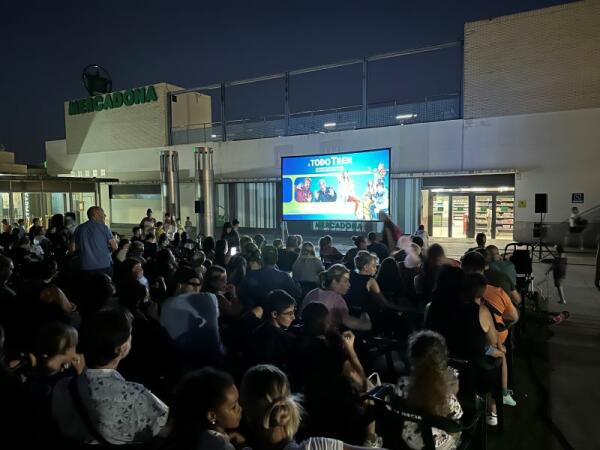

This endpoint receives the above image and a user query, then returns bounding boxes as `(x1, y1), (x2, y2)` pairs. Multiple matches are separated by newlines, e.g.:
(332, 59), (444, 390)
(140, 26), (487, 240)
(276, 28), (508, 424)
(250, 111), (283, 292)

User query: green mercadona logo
(68, 85), (158, 115)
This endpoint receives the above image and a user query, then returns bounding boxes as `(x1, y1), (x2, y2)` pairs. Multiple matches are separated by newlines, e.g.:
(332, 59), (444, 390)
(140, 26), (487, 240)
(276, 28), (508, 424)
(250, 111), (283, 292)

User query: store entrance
(425, 190), (514, 240)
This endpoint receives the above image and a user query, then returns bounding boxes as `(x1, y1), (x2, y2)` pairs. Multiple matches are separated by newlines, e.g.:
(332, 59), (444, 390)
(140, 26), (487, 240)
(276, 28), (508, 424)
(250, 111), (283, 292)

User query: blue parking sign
(571, 193), (584, 203)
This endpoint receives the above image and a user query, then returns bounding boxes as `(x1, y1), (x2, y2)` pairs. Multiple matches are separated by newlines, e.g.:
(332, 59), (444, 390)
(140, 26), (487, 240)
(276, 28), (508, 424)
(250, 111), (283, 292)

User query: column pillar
(194, 147), (214, 238)
(160, 150), (181, 220)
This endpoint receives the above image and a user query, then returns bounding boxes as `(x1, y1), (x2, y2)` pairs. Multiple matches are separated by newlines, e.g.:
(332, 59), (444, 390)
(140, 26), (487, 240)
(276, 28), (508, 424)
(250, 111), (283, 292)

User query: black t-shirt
(277, 249), (299, 272)
(367, 242), (389, 262)
(248, 322), (295, 370)
(485, 268), (514, 296)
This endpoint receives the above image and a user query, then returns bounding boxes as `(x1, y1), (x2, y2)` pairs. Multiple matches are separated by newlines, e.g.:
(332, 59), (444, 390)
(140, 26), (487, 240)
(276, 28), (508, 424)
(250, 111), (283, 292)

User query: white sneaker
(486, 411), (498, 426)
(503, 390), (517, 406)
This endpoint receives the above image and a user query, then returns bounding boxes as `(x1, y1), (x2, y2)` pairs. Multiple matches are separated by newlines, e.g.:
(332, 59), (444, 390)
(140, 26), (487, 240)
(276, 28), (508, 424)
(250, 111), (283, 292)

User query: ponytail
(240, 365), (303, 442)
(318, 264), (349, 290)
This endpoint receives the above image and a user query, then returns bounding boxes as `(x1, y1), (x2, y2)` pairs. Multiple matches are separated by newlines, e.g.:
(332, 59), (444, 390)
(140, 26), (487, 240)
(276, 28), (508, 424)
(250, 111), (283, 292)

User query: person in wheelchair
(394, 330), (463, 450)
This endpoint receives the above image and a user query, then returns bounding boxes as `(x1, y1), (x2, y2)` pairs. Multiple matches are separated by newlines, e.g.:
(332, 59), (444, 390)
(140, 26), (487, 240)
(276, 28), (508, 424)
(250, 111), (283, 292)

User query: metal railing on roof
(171, 93), (460, 145)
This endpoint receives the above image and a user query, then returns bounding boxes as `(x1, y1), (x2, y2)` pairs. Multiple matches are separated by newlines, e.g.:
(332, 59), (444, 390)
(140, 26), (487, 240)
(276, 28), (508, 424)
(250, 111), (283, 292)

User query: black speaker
(535, 193), (547, 214)
(194, 200), (204, 214)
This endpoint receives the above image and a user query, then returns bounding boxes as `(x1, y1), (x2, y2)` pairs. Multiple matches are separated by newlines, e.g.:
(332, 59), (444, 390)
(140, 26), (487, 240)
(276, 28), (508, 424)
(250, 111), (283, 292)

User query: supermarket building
(45, 1), (600, 247)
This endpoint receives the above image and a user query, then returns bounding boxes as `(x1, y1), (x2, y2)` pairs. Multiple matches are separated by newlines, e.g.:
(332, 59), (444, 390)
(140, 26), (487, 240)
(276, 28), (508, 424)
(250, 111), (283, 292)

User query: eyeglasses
(278, 310), (296, 317)
(186, 281), (202, 287)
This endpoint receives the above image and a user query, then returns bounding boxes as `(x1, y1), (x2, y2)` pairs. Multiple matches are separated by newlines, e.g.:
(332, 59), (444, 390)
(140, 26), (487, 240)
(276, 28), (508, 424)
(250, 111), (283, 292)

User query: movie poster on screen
(281, 148), (391, 221)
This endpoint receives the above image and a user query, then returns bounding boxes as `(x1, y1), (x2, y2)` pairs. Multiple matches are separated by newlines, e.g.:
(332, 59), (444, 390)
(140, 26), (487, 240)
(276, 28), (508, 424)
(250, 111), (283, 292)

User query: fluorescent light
(395, 113), (416, 120)
(211, 134), (217, 138)
(323, 122), (336, 128)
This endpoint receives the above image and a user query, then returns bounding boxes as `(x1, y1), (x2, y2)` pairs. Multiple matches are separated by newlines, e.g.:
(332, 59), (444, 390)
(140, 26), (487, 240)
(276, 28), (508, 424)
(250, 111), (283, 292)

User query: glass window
(431, 194), (450, 238)
(72, 192), (97, 224)
(23, 193), (44, 227)
(12, 193), (23, 224)
(215, 183), (230, 227)
(234, 182), (276, 229)
(0, 193), (10, 222)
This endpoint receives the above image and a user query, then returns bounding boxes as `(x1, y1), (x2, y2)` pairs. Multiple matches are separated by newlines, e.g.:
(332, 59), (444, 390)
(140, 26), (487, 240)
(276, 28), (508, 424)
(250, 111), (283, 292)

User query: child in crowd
(547, 245), (568, 304)
(167, 367), (244, 450)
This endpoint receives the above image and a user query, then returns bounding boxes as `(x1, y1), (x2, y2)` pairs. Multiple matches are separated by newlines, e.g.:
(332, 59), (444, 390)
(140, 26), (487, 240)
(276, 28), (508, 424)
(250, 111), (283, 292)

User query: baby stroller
(504, 243), (536, 311)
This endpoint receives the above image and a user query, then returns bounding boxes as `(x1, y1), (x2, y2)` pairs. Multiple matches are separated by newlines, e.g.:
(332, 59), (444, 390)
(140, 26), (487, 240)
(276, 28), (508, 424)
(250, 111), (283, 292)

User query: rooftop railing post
(362, 58), (368, 128)
(284, 72), (290, 136)
(166, 92), (173, 146)
(220, 83), (227, 141)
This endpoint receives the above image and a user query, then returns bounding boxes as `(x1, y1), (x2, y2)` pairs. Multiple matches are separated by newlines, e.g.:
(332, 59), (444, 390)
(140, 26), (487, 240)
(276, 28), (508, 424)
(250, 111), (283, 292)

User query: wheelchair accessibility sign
(571, 193), (584, 204)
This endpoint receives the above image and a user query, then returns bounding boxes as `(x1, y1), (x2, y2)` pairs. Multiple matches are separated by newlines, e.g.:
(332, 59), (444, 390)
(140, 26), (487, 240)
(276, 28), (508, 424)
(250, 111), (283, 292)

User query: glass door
(495, 195), (514, 240)
(451, 195), (469, 238)
(475, 195), (493, 237)
(431, 194), (450, 237)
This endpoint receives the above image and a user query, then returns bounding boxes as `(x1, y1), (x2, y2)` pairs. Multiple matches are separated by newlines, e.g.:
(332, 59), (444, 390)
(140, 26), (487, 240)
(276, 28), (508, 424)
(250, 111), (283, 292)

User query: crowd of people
(0, 207), (526, 449)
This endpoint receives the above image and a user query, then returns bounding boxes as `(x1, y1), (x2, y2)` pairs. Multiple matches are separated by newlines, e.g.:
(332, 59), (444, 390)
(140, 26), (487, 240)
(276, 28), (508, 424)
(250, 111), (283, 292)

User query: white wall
(46, 107), (600, 241)
(464, 108), (600, 224)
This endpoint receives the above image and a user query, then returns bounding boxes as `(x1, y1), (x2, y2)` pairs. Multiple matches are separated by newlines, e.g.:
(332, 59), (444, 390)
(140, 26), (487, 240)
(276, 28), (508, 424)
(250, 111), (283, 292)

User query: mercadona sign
(68, 85), (158, 115)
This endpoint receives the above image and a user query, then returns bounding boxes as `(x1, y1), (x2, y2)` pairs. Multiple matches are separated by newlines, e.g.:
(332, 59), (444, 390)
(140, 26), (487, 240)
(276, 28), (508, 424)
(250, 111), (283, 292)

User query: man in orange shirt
(462, 250), (519, 411)
(462, 251), (519, 343)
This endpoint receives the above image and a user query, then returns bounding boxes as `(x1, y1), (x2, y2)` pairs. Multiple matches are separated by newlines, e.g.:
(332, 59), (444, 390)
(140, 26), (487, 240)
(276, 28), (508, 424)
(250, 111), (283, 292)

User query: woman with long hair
(376, 257), (401, 301)
(214, 239), (230, 268)
(318, 235), (343, 264)
(395, 330), (462, 450)
(292, 242), (324, 285)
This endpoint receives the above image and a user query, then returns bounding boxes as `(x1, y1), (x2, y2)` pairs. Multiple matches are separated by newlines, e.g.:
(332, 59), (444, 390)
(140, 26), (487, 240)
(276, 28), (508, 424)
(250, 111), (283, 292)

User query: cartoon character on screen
(314, 179), (337, 202)
(361, 180), (375, 220)
(295, 177), (314, 202)
(369, 162), (387, 185)
(337, 170), (361, 216)
(370, 180), (389, 219)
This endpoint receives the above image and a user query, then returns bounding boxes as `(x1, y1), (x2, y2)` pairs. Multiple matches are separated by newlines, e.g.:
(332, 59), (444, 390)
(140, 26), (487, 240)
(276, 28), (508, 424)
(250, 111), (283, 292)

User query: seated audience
(367, 231), (389, 262)
(301, 264), (371, 331)
(486, 245), (517, 286)
(161, 267), (224, 367)
(292, 242), (325, 287)
(462, 251), (519, 344)
(166, 367), (243, 450)
(343, 235), (368, 271)
(51, 307), (168, 445)
(247, 289), (297, 371)
(241, 245), (301, 308)
(278, 236), (300, 272)
(376, 256), (402, 302)
(241, 364), (382, 449)
(395, 330), (463, 450)
(318, 235), (344, 264)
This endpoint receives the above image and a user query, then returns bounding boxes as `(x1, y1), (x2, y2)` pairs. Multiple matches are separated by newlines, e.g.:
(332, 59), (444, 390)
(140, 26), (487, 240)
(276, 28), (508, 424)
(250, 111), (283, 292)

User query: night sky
(0, 0), (573, 165)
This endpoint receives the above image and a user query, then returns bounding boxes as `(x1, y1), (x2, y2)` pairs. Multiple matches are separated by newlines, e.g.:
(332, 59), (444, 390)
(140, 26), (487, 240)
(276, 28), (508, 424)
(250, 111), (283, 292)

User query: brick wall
(464, 0), (600, 118)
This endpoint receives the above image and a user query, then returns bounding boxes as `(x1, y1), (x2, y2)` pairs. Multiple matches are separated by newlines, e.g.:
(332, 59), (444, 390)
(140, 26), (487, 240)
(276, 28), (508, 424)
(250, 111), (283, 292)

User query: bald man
(72, 206), (117, 276)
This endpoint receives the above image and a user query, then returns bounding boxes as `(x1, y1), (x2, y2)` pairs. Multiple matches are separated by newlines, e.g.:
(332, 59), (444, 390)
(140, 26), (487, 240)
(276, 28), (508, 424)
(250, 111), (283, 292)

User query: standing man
(140, 208), (156, 235)
(230, 219), (241, 249)
(73, 206), (117, 276)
